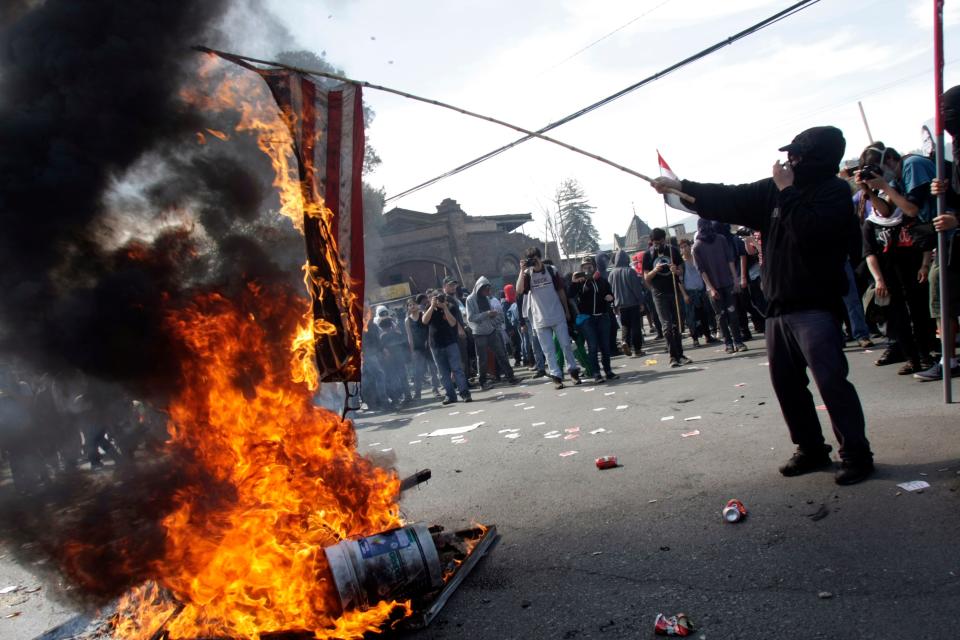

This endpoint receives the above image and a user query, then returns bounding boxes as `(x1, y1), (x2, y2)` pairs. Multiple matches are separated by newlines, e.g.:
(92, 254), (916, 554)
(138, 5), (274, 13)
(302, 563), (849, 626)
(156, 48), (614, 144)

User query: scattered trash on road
(593, 407), (607, 412)
(565, 427), (580, 433)
(0, 586), (21, 595)
(815, 404), (827, 411)
(380, 448), (393, 452)
(591, 551), (603, 556)
(604, 391), (616, 396)
(683, 416), (702, 422)
(661, 416), (675, 422)
(557, 392), (568, 397)
(368, 442), (381, 446)
(514, 402), (526, 407)
(583, 387), (596, 393)
(523, 406), (535, 411)
(559, 450), (578, 457)
(424, 422), (485, 437)
(648, 499), (658, 504)
(532, 421), (546, 427)
(645, 359), (658, 366)
(595, 456), (618, 469)
(817, 591), (834, 600)
(505, 433), (521, 440)
(408, 440), (422, 445)
(681, 430), (701, 438)
(564, 434), (579, 440)
(4, 612), (22, 619)
(654, 613), (694, 636)
(544, 430), (561, 438)
(897, 480), (931, 492)
(468, 410), (484, 415)
(589, 428), (607, 435)
(722, 499), (747, 523)
(616, 405), (629, 410)
(735, 383), (747, 387)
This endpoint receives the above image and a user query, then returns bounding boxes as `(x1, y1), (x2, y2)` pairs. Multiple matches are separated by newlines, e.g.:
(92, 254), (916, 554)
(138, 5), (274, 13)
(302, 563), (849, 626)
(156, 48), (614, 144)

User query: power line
(384, 0), (822, 204)
(540, 0), (676, 74)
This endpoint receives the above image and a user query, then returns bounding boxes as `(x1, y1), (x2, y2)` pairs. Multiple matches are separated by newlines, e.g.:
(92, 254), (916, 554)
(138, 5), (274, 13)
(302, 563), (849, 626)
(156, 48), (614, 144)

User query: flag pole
(194, 46), (695, 204)
(657, 151), (686, 341)
(933, 0), (953, 402)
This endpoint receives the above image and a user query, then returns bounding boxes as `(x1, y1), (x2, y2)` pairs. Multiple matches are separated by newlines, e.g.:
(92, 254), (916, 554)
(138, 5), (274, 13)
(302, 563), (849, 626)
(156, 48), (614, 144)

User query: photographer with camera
(651, 125), (873, 485)
(421, 291), (472, 405)
(570, 257), (619, 383)
(516, 247), (582, 389)
(643, 229), (692, 368)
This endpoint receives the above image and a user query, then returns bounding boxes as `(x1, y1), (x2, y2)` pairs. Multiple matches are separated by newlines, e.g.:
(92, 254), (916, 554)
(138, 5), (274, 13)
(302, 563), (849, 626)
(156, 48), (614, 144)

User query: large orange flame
(110, 57), (406, 639)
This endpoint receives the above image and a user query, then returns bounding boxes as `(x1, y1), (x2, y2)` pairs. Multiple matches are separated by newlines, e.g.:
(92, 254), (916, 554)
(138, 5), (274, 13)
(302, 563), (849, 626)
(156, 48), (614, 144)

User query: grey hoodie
(607, 250), (646, 308)
(466, 276), (498, 336)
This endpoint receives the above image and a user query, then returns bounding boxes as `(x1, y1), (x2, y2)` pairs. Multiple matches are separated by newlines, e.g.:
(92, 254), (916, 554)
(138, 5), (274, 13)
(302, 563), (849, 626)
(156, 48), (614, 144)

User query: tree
(554, 179), (600, 256)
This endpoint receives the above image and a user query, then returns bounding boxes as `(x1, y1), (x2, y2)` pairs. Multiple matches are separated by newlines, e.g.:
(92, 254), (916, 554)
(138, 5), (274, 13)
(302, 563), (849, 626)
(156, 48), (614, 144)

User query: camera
(434, 293), (446, 304)
(523, 257), (537, 268)
(859, 163), (883, 180)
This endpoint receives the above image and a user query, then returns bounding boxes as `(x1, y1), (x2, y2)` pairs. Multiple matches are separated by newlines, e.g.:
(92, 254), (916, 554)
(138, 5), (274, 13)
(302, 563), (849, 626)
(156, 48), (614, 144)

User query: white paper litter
(544, 430), (561, 437)
(452, 438), (468, 445)
(368, 442), (381, 446)
(0, 586), (20, 595)
(565, 427), (580, 433)
(897, 480), (931, 492)
(684, 416), (702, 422)
(424, 422), (485, 437)
(468, 410), (484, 415)
(593, 407), (607, 412)
(681, 430), (701, 438)
(559, 450), (578, 457)
(505, 433), (521, 439)
(604, 391), (616, 396)
(448, 411), (461, 416)
(544, 433), (562, 439)
(557, 392), (568, 397)
(415, 412), (427, 417)
(514, 402), (526, 407)
(589, 428), (607, 435)
(563, 434), (579, 440)
(661, 416), (675, 421)
(523, 406), (535, 411)
(380, 448), (393, 452)
(532, 421), (546, 427)
(408, 440), (422, 445)
(616, 405), (629, 410)
(583, 387), (596, 392)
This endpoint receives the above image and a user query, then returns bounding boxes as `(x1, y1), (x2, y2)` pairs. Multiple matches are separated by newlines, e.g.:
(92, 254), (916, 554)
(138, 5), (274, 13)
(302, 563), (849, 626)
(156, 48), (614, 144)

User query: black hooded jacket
(680, 126), (861, 316)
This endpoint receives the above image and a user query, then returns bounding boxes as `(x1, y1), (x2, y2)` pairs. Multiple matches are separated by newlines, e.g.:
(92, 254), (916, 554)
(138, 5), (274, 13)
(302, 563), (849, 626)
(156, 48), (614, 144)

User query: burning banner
(205, 49), (367, 384)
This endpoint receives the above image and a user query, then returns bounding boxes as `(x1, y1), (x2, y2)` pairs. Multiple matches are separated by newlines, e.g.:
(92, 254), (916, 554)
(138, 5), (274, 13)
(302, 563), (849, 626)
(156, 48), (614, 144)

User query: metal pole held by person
(933, 0), (953, 402)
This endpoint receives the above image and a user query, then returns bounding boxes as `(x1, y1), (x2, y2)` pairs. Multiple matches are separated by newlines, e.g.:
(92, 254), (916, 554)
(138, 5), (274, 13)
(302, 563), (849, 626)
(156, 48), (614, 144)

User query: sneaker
(532, 370), (547, 379)
(593, 375), (606, 384)
(441, 397), (456, 406)
(779, 445), (833, 477)
(549, 375), (564, 390)
(857, 338), (875, 349)
(462, 393), (473, 403)
(570, 369), (583, 386)
(835, 459), (875, 485)
(605, 372), (620, 381)
(875, 348), (905, 366)
(678, 355), (693, 366)
(669, 359), (681, 368)
(913, 362), (960, 381)
(480, 381), (494, 391)
(897, 360), (921, 375)
(724, 344), (735, 354)
(735, 343), (748, 352)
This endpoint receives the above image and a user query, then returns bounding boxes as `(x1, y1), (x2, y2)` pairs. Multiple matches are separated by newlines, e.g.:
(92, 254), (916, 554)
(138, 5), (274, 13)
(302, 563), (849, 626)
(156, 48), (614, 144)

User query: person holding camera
(421, 292), (472, 405)
(642, 229), (692, 368)
(651, 125), (874, 485)
(466, 276), (520, 390)
(571, 257), (619, 383)
(515, 247), (582, 389)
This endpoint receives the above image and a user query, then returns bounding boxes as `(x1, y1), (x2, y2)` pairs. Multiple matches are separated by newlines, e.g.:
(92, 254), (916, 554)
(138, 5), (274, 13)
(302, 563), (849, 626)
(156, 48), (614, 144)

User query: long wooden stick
(193, 46), (695, 204)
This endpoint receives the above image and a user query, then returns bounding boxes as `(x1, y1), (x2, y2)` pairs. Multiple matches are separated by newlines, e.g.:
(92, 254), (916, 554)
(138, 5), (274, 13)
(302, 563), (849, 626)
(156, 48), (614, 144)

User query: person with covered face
(642, 229), (692, 368)
(466, 276), (520, 390)
(651, 125), (873, 485)
(693, 218), (747, 354)
(608, 248), (648, 356)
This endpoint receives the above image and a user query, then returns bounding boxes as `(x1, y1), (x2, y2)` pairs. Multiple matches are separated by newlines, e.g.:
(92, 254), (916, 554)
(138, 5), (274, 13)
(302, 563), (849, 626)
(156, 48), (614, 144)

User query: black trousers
(619, 305), (645, 352)
(652, 293), (684, 361)
(766, 310), (871, 462)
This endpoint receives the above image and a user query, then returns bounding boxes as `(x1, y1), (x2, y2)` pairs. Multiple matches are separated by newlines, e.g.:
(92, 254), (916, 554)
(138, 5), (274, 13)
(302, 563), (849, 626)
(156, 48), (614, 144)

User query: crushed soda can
(595, 455), (618, 469)
(722, 498), (747, 523)
(654, 613), (694, 636)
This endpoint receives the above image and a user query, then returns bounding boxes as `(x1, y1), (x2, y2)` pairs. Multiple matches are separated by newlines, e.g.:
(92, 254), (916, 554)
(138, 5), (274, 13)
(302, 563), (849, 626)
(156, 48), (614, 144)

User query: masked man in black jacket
(652, 126), (873, 485)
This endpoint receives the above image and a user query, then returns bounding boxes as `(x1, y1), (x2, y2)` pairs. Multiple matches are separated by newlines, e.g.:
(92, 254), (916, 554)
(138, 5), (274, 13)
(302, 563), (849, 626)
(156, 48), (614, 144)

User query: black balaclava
(778, 126), (846, 188)
(696, 217), (716, 244)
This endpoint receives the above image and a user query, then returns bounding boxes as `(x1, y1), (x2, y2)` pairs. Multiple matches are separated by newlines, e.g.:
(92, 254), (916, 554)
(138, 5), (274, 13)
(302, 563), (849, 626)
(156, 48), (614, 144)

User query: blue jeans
(431, 342), (469, 401)
(534, 322), (579, 378)
(581, 315), (612, 376)
(842, 260), (870, 341)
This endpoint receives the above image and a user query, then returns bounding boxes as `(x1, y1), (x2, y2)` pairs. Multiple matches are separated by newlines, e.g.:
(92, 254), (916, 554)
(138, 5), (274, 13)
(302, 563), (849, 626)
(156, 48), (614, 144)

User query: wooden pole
(857, 101), (874, 145)
(933, 0), (953, 402)
(195, 46), (695, 204)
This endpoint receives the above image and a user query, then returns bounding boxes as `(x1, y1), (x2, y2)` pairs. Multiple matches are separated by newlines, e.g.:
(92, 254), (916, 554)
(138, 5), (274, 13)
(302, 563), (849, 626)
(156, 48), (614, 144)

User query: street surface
(3, 336), (959, 639)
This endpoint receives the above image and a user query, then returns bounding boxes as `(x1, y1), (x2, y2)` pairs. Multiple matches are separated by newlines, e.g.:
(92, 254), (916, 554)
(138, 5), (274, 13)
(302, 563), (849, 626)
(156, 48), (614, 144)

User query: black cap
(443, 276), (458, 285)
(778, 126), (846, 167)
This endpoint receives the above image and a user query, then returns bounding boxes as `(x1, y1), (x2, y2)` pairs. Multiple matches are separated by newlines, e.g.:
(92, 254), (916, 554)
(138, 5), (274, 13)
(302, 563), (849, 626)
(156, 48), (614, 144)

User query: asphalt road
(3, 334), (959, 639)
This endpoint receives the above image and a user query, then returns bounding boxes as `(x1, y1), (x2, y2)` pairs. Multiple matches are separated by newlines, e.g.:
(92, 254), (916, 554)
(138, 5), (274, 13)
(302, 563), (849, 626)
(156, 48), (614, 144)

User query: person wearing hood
(923, 85), (960, 381)
(859, 144), (937, 376)
(651, 125), (873, 485)
(570, 257), (619, 383)
(466, 276), (519, 390)
(608, 249), (647, 356)
(693, 219), (747, 353)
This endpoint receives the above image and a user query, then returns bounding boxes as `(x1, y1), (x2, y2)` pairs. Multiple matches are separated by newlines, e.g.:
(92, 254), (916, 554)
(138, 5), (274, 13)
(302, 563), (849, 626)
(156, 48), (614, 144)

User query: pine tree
(554, 179), (600, 256)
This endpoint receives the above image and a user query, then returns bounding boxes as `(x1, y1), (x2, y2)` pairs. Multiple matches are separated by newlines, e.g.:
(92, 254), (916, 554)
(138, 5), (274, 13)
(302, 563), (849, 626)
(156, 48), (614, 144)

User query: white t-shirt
(524, 267), (566, 329)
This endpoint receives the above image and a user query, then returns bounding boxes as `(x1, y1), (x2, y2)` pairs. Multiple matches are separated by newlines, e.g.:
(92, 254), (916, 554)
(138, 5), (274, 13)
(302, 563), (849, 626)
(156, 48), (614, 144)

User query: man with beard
(652, 126), (873, 485)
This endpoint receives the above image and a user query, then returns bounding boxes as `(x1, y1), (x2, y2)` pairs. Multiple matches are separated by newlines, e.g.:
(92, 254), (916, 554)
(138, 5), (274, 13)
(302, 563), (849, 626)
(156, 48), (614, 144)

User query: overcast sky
(257, 0), (960, 244)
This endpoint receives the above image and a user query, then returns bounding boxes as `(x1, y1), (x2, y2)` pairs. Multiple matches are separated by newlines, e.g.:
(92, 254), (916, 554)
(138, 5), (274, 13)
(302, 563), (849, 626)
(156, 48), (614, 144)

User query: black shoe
(549, 375), (564, 390)
(725, 344), (735, 354)
(835, 459), (875, 485)
(875, 348), (905, 366)
(605, 372), (620, 381)
(669, 359), (681, 368)
(532, 370), (547, 378)
(678, 355), (693, 366)
(570, 369), (583, 385)
(779, 446), (833, 477)
(656, 332), (664, 340)
(462, 393), (473, 403)
(692, 338), (701, 348)
(481, 381), (494, 391)
(741, 331), (753, 342)
(442, 397), (456, 406)
(593, 375), (605, 384)
(735, 343), (748, 353)
(507, 377), (521, 385)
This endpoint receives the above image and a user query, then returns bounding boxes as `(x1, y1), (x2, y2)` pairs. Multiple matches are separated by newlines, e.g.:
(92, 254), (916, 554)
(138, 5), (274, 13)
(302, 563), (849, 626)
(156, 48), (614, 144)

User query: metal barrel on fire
(324, 522), (444, 612)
